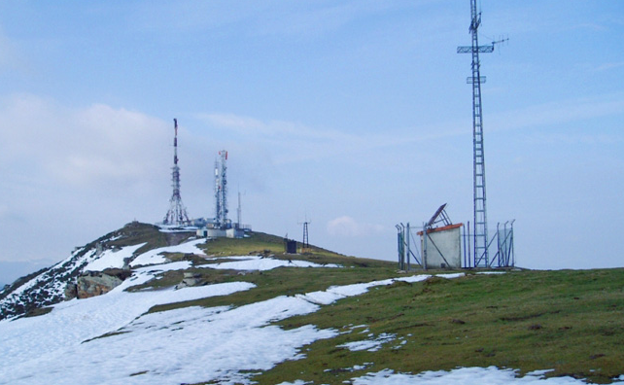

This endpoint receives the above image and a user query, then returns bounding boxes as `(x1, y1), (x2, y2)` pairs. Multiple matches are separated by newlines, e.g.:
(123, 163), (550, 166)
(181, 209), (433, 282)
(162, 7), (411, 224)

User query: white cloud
(202, 94), (624, 163)
(327, 216), (385, 237)
(0, 95), (169, 188)
(0, 95), (180, 264)
(488, 94), (624, 134)
(199, 112), (408, 166)
(200, 112), (353, 142)
(594, 62), (624, 72)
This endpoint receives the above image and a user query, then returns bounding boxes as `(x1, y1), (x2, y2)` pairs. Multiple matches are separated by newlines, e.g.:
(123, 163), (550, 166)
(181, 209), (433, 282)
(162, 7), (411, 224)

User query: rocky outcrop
(66, 269), (133, 300)
(76, 272), (122, 299)
(175, 272), (203, 289)
(64, 284), (78, 300)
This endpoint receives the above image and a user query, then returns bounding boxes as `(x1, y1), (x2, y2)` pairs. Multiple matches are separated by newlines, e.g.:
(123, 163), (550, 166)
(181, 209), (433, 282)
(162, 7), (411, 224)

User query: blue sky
(1, 1), (623, 283)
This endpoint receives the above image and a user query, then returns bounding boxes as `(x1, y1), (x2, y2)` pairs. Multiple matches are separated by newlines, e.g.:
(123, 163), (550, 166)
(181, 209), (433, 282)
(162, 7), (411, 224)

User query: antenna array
(163, 118), (191, 226)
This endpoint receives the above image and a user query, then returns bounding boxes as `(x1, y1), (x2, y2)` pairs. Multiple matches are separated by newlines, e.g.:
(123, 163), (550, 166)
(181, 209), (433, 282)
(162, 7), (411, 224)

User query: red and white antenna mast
(214, 150), (228, 228)
(163, 118), (191, 226)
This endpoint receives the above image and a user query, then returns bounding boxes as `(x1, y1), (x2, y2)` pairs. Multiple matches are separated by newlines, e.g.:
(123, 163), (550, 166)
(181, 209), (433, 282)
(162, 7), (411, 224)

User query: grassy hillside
(10, 224), (621, 384)
(123, 231), (624, 384)
(139, 231), (398, 313)
(196, 230), (382, 267)
(251, 269), (624, 385)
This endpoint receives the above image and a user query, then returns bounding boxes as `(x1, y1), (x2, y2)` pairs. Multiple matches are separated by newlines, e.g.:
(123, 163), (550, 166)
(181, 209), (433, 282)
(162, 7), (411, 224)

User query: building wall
(197, 228), (244, 239)
(421, 225), (462, 269)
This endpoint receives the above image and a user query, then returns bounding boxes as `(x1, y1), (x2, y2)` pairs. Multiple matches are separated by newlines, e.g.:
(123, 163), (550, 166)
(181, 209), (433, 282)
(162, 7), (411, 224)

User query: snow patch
(84, 243), (146, 271)
(350, 367), (621, 385)
(4, 270), (606, 385)
(434, 273), (465, 279)
(338, 333), (396, 352)
(202, 255), (341, 271)
(130, 239), (207, 267)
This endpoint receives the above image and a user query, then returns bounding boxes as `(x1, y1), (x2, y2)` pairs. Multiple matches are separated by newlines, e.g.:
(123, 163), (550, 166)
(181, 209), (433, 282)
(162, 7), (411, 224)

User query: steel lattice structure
(301, 221), (310, 253)
(458, 1), (506, 267)
(214, 150), (228, 228)
(163, 119), (191, 226)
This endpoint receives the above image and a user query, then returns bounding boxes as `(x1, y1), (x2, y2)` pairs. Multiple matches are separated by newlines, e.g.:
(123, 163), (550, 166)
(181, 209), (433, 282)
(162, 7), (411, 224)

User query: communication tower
(237, 191), (242, 229)
(301, 221), (310, 253)
(457, 1), (506, 267)
(214, 150), (228, 228)
(162, 118), (191, 226)
(298, 216), (311, 253)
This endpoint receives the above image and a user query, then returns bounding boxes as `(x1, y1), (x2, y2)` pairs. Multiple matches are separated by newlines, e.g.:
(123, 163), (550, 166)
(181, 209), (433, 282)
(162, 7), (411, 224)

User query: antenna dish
(426, 203), (452, 228)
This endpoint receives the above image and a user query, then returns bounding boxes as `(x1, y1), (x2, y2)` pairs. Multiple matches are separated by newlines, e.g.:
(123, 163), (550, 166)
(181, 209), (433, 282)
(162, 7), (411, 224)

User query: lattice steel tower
(163, 118), (191, 226)
(457, 1), (505, 267)
(301, 220), (310, 253)
(214, 150), (228, 228)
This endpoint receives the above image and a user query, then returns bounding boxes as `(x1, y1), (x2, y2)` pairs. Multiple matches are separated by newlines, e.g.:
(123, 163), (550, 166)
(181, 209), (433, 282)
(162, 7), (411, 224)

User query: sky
(0, 0), (623, 283)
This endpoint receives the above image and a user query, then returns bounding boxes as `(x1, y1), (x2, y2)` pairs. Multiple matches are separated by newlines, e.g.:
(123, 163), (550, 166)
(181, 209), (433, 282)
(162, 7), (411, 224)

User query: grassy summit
(117, 227), (623, 384)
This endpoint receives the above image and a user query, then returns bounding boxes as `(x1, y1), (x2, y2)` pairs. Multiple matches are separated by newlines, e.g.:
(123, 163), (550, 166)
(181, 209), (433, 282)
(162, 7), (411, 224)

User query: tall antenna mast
(163, 118), (191, 226)
(214, 150), (228, 228)
(237, 190), (242, 229)
(457, 1), (506, 267)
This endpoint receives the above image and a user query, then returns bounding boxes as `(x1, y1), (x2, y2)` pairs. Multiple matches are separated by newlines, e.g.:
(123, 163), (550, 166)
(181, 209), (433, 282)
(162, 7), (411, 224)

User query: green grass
(199, 231), (282, 255)
(113, 227), (624, 384)
(145, 265), (398, 314)
(249, 269), (624, 385)
(197, 231), (389, 268)
(130, 230), (397, 314)
(107, 221), (178, 256)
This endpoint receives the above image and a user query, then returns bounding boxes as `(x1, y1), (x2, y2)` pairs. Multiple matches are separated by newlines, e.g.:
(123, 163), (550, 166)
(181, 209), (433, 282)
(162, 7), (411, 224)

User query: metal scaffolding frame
(396, 223), (422, 270)
(462, 220), (516, 269)
(397, 219), (516, 270)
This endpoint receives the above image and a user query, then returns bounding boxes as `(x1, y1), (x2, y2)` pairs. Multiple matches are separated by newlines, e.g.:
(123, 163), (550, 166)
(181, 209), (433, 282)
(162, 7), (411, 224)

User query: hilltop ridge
(0, 222), (622, 384)
(0, 221), (389, 321)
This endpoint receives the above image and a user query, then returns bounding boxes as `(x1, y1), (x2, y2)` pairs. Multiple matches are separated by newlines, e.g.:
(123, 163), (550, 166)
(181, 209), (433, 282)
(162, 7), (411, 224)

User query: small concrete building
(418, 223), (463, 269)
(196, 227), (245, 239)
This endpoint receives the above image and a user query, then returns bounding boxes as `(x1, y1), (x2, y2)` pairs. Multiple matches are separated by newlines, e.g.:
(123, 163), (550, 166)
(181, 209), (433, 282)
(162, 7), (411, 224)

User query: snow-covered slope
(0, 240), (100, 320)
(2, 223), (622, 384)
(1, 261), (618, 384)
(0, 222), (200, 320)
